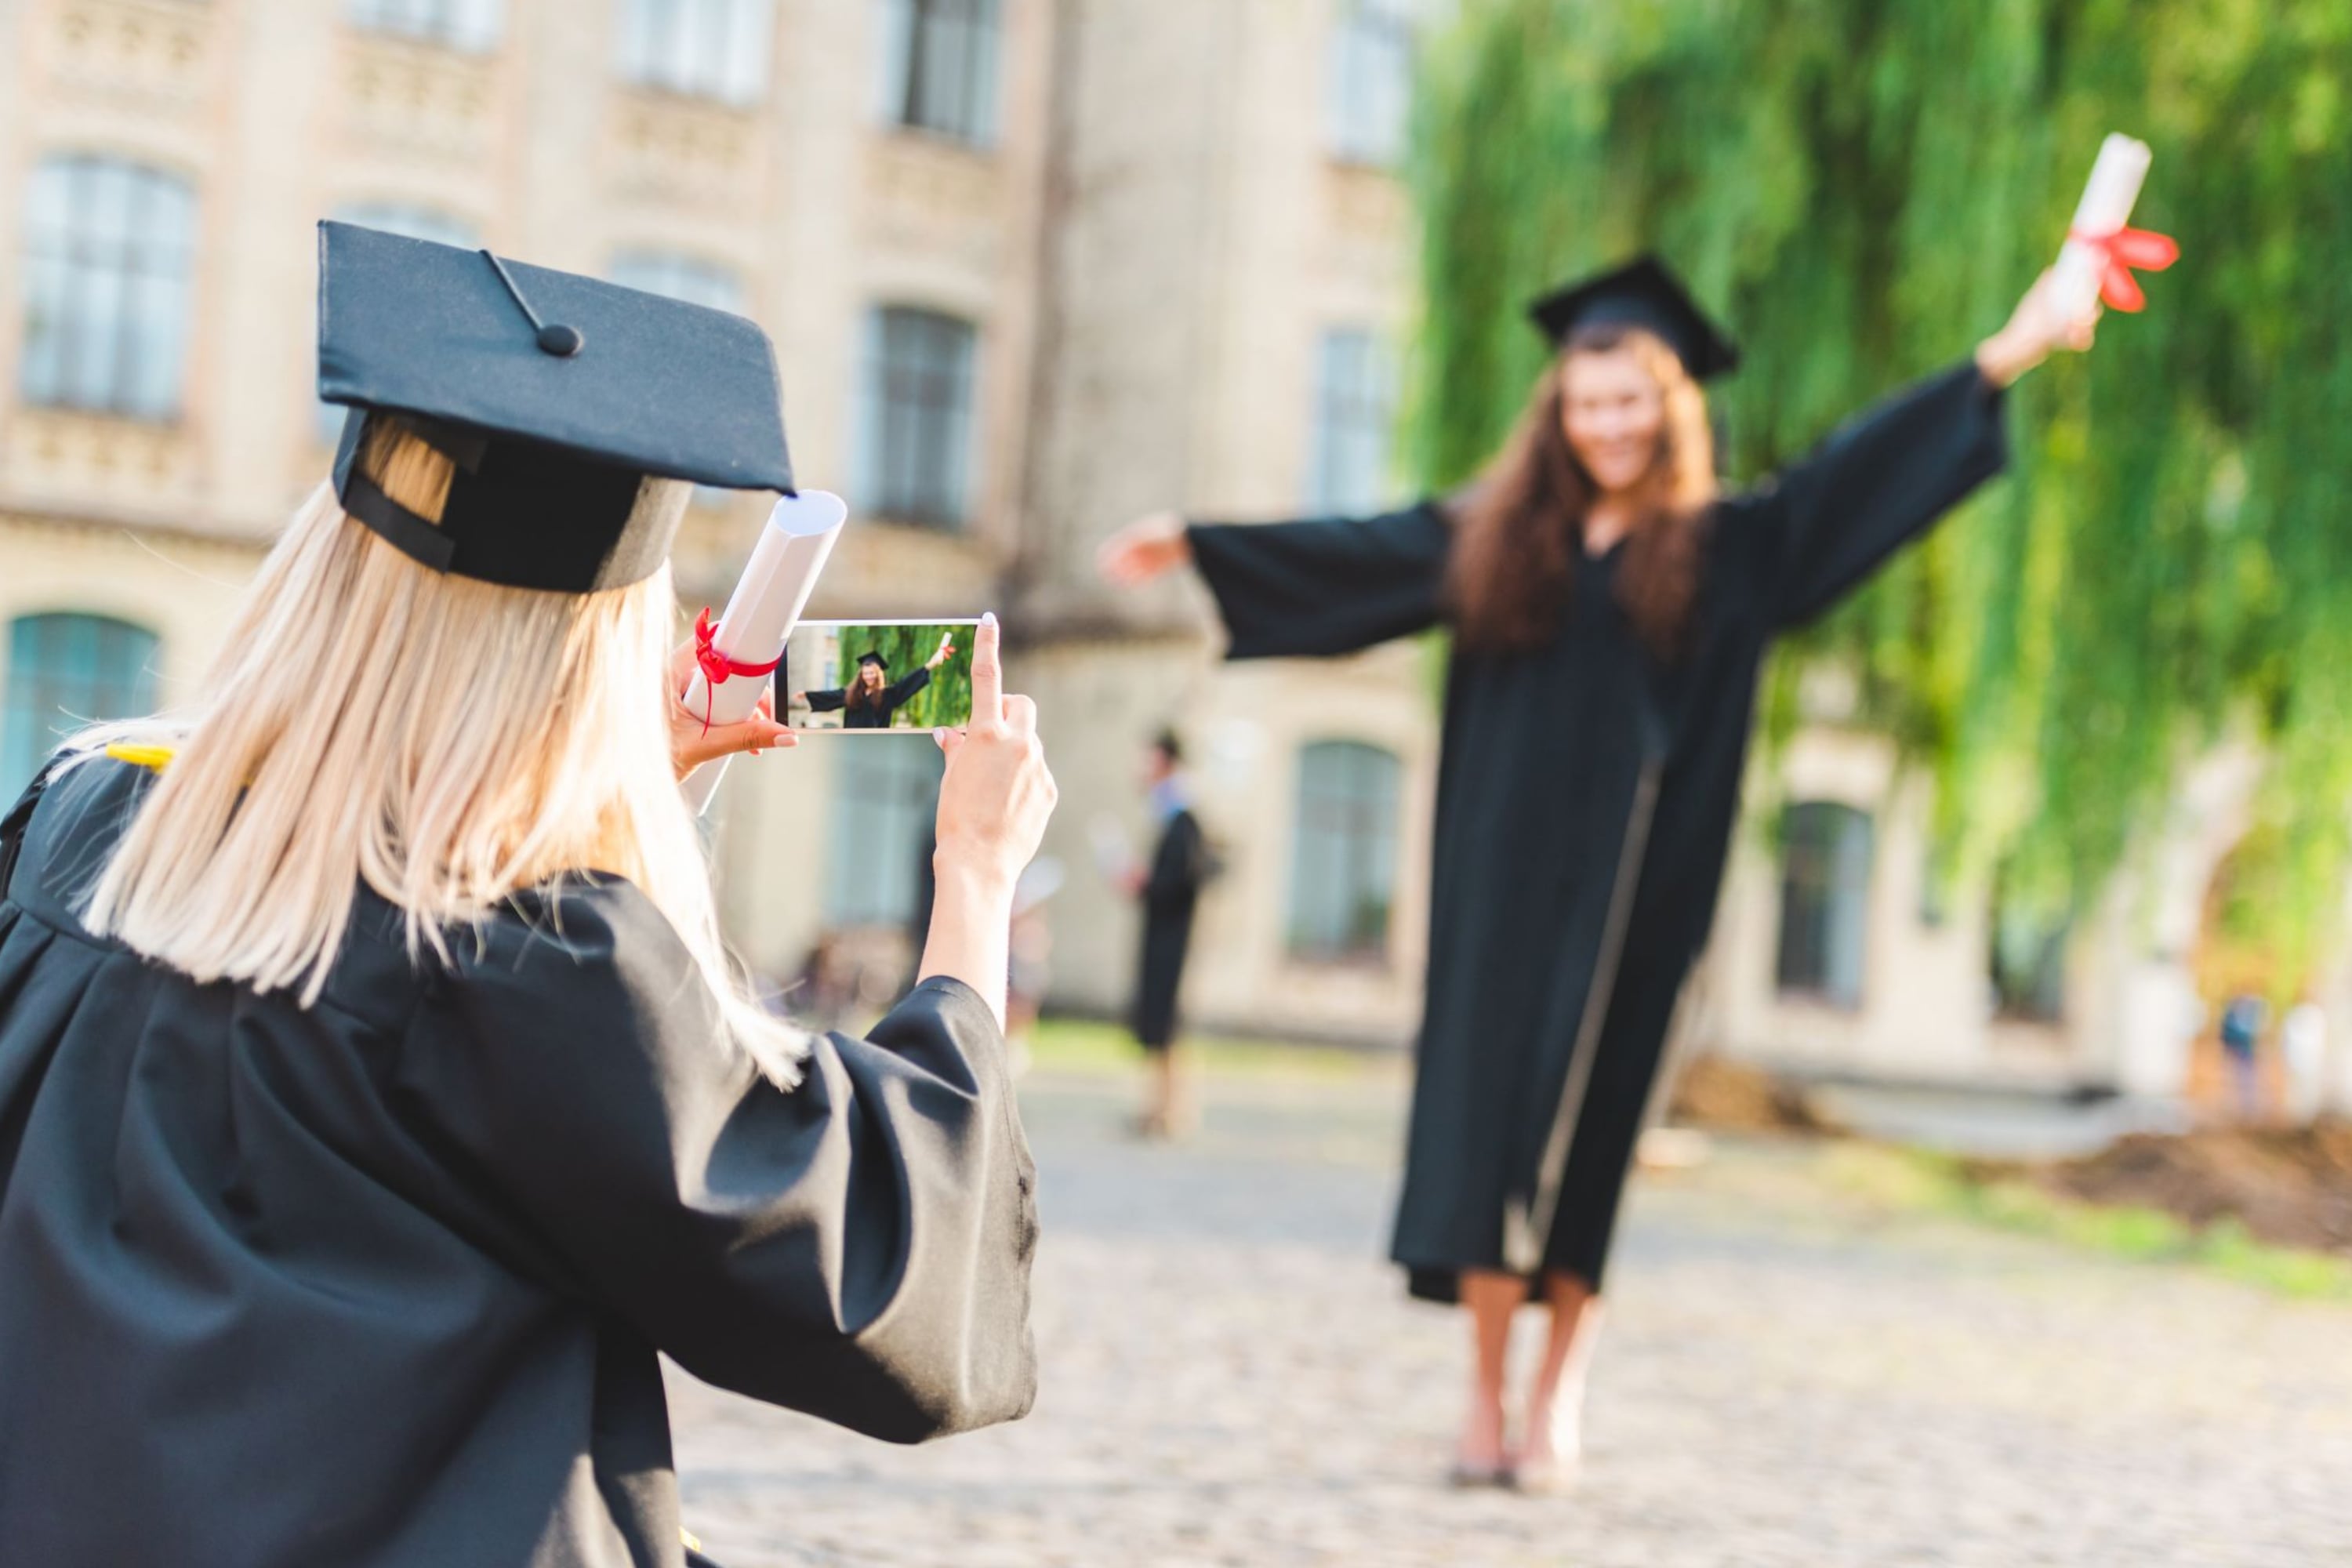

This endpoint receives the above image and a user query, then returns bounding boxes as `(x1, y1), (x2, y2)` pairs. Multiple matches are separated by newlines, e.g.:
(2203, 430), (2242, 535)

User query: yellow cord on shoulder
(103, 743), (177, 774)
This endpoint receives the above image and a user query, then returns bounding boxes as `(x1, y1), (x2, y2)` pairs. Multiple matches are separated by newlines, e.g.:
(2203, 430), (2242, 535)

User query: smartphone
(782, 619), (982, 735)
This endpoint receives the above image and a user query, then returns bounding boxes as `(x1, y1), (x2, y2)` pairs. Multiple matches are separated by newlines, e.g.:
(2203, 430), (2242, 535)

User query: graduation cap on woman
(316, 220), (796, 593)
(1526, 255), (1742, 383)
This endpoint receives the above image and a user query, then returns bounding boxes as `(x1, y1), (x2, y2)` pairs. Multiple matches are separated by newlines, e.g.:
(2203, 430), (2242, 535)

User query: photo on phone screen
(783, 620), (979, 735)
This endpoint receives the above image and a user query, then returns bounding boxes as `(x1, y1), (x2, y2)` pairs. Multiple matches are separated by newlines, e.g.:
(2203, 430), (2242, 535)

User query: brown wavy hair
(1445, 325), (1719, 658)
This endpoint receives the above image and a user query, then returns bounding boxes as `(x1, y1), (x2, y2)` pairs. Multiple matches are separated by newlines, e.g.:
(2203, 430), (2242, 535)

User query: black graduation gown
(804, 666), (933, 729)
(0, 758), (1037, 1568)
(1186, 361), (2007, 1300)
(1131, 808), (1210, 1051)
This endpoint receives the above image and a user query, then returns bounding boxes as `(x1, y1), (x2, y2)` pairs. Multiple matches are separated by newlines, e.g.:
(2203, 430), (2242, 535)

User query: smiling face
(857, 660), (886, 693)
(1559, 345), (1668, 498)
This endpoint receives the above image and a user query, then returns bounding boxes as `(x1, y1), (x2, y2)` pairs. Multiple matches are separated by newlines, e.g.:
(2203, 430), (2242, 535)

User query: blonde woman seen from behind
(0, 225), (1051, 1568)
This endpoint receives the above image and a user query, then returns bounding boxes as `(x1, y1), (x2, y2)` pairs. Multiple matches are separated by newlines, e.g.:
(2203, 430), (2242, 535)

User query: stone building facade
(5, 0), (2344, 1112)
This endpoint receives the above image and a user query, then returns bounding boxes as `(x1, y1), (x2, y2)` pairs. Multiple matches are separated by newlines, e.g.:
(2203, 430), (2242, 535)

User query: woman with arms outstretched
(1102, 256), (2097, 1489)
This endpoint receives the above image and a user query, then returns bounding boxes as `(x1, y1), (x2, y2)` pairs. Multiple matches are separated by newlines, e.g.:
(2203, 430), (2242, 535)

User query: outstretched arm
(1100, 503), (1451, 660)
(1752, 267), (2099, 629)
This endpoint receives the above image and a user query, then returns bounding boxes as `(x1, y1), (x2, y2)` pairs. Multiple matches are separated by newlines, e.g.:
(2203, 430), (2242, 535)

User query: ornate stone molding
(863, 135), (1008, 270)
(47, 0), (213, 116)
(609, 90), (763, 209)
(4, 408), (205, 522)
(344, 34), (499, 164)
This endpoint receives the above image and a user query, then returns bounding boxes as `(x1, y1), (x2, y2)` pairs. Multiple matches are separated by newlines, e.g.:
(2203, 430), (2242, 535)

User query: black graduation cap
(1526, 255), (1740, 382)
(855, 652), (889, 670)
(317, 221), (795, 593)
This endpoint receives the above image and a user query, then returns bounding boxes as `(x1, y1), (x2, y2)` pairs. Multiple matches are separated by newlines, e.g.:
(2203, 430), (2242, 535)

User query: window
(1776, 802), (1874, 1007)
(1288, 740), (1402, 960)
(1327, 0), (1414, 167)
(855, 307), (979, 530)
(825, 742), (944, 926)
(20, 157), (197, 422)
(2, 615), (161, 790)
(1989, 877), (2069, 1022)
(317, 205), (480, 445)
(347, 0), (503, 50)
(1308, 328), (1397, 514)
(617, 0), (774, 105)
(875, 0), (1002, 147)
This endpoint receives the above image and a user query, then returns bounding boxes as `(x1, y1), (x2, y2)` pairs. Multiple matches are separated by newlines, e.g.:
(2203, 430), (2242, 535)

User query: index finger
(970, 612), (1002, 724)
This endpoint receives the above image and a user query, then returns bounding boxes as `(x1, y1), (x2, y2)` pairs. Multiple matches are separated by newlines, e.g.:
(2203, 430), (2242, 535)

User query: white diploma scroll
(680, 491), (850, 814)
(2051, 133), (2153, 321)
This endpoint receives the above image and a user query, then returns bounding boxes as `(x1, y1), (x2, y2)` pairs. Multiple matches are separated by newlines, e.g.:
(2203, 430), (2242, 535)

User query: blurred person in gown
(1102, 255), (2102, 1486)
(1125, 729), (1214, 1137)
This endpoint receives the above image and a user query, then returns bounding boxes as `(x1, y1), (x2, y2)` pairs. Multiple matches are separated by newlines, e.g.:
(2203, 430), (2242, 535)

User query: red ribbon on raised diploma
(689, 607), (784, 735)
(2069, 226), (2180, 313)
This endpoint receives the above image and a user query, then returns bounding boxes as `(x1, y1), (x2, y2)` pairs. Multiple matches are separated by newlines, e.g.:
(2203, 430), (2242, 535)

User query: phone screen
(783, 620), (981, 735)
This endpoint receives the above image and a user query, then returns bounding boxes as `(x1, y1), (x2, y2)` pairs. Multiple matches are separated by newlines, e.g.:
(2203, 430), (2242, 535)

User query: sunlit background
(5, 0), (2350, 1125)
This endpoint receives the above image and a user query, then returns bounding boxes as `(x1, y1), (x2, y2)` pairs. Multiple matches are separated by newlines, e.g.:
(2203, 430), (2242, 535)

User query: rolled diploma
(2051, 134), (2152, 320)
(680, 490), (849, 814)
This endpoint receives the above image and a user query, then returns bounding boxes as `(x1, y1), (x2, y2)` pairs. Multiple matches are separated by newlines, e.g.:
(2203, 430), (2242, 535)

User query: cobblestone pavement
(670, 1067), (2352, 1567)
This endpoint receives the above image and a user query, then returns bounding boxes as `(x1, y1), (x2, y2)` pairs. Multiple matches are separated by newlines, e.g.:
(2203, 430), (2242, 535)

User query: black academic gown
(805, 666), (933, 729)
(1131, 807), (1210, 1051)
(1186, 361), (2007, 1300)
(0, 757), (1037, 1568)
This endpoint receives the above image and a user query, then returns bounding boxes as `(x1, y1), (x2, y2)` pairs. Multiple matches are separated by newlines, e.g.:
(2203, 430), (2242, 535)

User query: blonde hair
(72, 418), (804, 1076)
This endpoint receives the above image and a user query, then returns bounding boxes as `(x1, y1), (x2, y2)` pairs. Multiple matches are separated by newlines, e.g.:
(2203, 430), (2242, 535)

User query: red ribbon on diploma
(689, 607), (783, 735)
(2069, 226), (2180, 313)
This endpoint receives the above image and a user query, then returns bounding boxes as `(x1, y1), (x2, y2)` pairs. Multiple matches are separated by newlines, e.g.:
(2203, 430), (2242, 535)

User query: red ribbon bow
(2068, 226), (2180, 313)
(689, 607), (784, 735)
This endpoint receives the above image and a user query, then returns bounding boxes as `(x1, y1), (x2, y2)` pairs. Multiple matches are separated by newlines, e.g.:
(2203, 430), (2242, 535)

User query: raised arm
(885, 666), (935, 709)
(1749, 267), (2100, 629)
(405, 897), (1036, 1443)
(410, 618), (1056, 1443)
(1101, 503), (1451, 660)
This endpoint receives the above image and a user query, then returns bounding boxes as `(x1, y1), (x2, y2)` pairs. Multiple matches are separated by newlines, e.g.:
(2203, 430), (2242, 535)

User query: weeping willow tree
(1409, 0), (2352, 990)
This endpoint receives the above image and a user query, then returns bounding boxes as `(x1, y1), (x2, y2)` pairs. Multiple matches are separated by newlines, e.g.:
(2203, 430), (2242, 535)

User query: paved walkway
(670, 1066), (2352, 1567)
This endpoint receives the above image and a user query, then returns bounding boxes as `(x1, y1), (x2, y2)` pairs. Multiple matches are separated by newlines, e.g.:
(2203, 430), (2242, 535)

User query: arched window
(318, 205), (481, 445)
(617, 0), (775, 105)
(347, 0), (504, 52)
(1308, 327), (1397, 514)
(1288, 739), (1402, 960)
(825, 742), (945, 927)
(855, 307), (979, 530)
(20, 156), (197, 421)
(874, 0), (1002, 147)
(1775, 801), (1874, 1007)
(2, 614), (161, 789)
(1326, 0), (1415, 167)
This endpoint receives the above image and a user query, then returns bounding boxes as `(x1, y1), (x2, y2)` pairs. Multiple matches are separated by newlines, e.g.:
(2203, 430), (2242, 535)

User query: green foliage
(1411, 0), (2352, 986)
(837, 624), (972, 730)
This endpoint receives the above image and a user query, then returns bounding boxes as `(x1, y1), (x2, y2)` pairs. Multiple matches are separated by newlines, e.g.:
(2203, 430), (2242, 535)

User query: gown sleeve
(397, 882), (1037, 1444)
(885, 666), (935, 713)
(802, 687), (848, 713)
(1735, 359), (2009, 630)
(1185, 502), (1451, 659)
